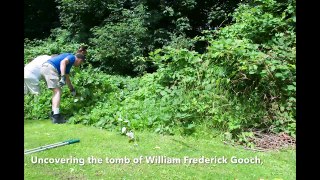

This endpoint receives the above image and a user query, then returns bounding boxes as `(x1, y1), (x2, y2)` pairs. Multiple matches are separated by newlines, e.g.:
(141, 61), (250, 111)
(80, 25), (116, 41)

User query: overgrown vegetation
(24, 0), (296, 145)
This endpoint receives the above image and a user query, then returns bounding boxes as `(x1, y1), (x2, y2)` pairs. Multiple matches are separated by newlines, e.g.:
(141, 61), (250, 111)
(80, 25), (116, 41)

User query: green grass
(24, 120), (296, 180)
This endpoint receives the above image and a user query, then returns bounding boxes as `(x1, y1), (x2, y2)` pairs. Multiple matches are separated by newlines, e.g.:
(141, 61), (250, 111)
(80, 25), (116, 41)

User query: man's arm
(65, 74), (74, 91)
(60, 58), (69, 76)
(58, 58), (69, 88)
(60, 59), (75, 93)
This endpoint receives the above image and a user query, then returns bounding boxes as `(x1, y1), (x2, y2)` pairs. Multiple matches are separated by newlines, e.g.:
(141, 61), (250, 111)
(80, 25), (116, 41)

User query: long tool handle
(24, 142), (66, 154)
(64, 139), (80, 144)
(24, 139), (80, 155)
(24, 142), (68, 154)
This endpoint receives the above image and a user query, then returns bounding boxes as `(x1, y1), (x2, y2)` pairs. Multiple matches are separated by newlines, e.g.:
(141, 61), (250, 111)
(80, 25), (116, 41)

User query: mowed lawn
(24, 120), (296, 180)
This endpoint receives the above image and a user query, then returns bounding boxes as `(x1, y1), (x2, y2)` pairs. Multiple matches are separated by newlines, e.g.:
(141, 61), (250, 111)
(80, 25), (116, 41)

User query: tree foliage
(24, 0), (60, 40)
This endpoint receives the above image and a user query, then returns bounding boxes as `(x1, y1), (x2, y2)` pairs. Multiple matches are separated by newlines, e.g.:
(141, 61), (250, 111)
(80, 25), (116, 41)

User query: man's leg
(41, 63), (66, 124)
(24, 77), (40, 95)
(51, 87), (66, 124)
(52, 87), (62, 115)
(24, 81), (29, 95)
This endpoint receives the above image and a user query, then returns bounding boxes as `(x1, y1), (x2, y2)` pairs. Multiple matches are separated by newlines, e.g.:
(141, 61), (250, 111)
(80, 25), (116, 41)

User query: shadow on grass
(171, 138), (198, 151)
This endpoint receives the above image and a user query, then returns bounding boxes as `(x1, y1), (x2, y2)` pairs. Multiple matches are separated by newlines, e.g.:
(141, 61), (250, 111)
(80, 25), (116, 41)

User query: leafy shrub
(90, 4), (148, 75)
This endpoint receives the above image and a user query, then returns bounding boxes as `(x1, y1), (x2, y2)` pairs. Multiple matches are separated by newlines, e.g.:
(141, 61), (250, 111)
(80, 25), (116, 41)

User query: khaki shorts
(40, 63), (60, 89)
(24, 77), (40, 95)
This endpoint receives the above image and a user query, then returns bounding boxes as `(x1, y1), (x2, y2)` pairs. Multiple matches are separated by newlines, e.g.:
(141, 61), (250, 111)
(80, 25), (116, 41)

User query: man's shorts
(24, 77), (40, 95)
(40, 63), (60, 89)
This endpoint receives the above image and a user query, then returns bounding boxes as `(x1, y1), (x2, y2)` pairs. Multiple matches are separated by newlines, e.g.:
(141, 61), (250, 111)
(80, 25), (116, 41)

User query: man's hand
(58, 75), (66, 87)
(70, 88), (76, 96)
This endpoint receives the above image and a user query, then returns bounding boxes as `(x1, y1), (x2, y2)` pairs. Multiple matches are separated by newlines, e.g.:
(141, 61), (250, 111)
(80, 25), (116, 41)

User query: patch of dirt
(224, 131), (296, 152)
(249, 131), (296, 151)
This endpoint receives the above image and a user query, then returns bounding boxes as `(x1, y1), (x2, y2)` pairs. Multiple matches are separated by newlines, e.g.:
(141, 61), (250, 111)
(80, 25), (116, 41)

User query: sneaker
(52, 114), (67, 124)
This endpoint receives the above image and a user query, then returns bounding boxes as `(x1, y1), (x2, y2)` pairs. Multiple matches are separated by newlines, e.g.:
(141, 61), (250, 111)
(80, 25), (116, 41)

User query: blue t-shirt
(47, 53), (76, 75)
